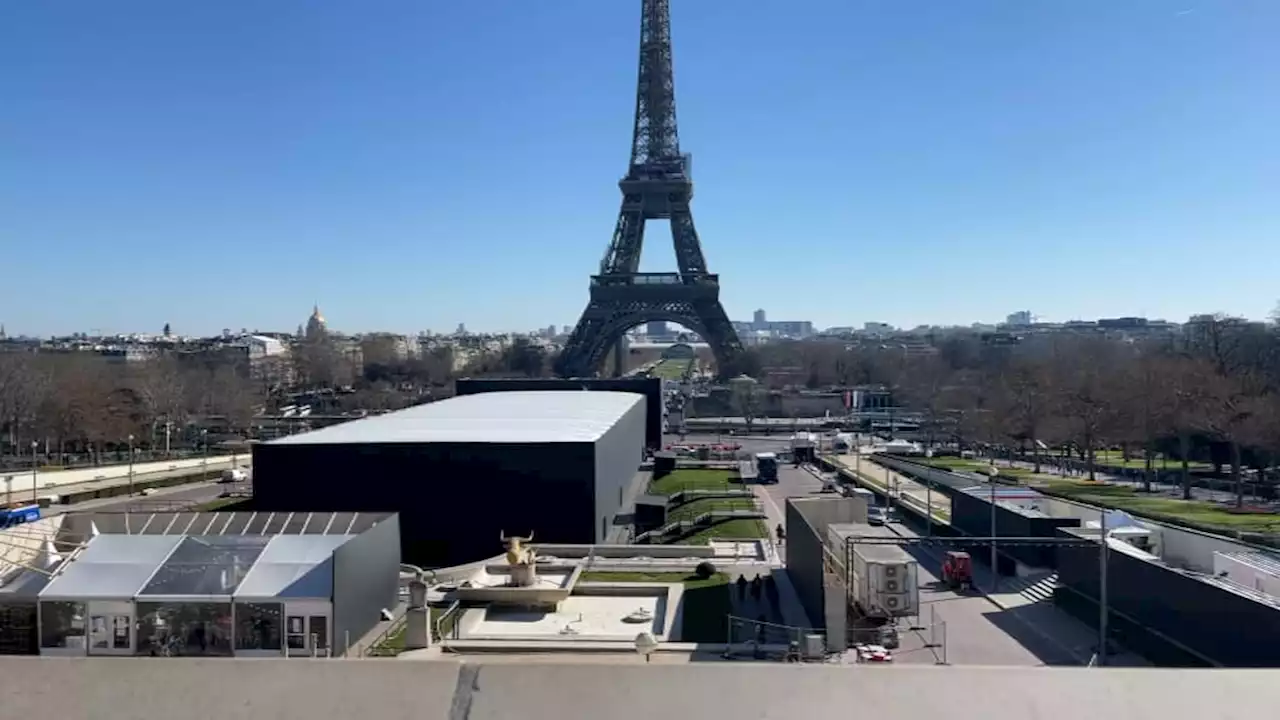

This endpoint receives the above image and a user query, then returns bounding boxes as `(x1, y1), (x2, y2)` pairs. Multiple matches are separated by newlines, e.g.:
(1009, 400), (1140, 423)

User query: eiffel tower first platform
(554, 0), (744, 380)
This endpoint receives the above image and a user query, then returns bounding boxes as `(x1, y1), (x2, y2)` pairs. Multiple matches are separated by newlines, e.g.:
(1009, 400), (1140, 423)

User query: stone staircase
(1006, 572), (1059, 603)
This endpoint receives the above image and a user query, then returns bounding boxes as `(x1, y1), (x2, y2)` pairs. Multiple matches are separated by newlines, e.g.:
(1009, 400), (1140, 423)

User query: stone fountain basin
(452, 564), (583, 607)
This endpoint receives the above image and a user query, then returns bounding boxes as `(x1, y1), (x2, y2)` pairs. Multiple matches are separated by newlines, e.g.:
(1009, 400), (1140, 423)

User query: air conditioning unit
(882, 595), (904, 611)
(883, 565), (900, 578)
(883, 578), (902, 594)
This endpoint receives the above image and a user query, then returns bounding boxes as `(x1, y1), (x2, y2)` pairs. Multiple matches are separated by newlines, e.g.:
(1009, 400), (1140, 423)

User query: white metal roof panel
(233, 535), (352, 599)
(267, 390), (643, 445)
(40, 535), (183, 600)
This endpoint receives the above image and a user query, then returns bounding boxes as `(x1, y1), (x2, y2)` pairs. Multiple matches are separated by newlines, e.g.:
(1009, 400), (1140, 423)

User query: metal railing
(434, 600), (463, 646)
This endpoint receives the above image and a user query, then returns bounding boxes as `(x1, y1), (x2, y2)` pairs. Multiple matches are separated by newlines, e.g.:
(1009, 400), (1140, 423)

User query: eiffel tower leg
(612, 340), (625, 377)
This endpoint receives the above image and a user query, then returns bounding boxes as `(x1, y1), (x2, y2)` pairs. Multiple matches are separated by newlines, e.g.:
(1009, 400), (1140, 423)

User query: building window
(39, 601), (86, 649)
(234, 602), (283, 651)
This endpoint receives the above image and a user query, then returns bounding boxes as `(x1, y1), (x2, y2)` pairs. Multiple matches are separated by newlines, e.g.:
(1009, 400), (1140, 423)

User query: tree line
(0, 352), (257, 468)
(0, 336), (557, 468)
(747, 316), (1280, 506)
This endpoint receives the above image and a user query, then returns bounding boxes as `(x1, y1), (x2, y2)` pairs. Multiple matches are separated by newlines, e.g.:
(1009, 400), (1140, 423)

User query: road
(2, 455), (245, 495)
(41, 480), (229, 516)
(690, 438), (1138, 666)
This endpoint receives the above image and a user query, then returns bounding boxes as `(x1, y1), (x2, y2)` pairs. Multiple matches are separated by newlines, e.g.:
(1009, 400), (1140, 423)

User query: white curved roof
(268, 390), (644, 445)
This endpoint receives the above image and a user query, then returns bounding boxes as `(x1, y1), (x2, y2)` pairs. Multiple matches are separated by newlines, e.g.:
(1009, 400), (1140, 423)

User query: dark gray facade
(332, 515), (401, 655)
(1055, 528), (1280, 667)
(785, 501), (824, 628)
(252, 393), (647, 568)
(253, 441), (597, 567)
(455, 378), (663, 449)
(951, 491), (1081, 571)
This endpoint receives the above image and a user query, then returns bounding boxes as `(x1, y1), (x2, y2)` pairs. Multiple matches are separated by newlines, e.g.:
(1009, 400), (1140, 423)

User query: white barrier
(1, 456), (248, 497)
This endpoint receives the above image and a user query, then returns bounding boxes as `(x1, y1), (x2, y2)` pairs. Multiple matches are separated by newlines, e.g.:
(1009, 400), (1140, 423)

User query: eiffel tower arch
(555, 0), (744, 379)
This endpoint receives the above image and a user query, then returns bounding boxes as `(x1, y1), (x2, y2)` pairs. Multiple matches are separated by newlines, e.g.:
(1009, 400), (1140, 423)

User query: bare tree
(999, 357), (1053, 473)
(897, 356), (956, 451)
(1050, 338), (1121, 481)
(0, 354), (49, 461)
(131, 357), (188, 453)
(1201, 369), (1267, 508)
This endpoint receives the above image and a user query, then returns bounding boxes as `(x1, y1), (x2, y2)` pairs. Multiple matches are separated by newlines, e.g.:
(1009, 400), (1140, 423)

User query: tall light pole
(201, 429), (209, 477)
(164, 420), (173, 458)
(127, 434), (136, 497)
(1098, 509), (1110, 666)
(986, 465), (999, 592)
(30, 440), (39, 504)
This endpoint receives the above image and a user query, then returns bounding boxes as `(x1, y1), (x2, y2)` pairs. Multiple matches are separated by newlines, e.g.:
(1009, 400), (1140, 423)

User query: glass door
(284, 611), (330, 657)
(88, 613), (133, 655)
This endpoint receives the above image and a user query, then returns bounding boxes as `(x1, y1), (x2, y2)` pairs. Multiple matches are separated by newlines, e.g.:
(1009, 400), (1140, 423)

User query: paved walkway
(827, 454), (952, 522)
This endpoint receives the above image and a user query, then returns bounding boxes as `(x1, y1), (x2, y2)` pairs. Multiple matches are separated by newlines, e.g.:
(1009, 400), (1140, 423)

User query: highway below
(41, 480), (231, 516)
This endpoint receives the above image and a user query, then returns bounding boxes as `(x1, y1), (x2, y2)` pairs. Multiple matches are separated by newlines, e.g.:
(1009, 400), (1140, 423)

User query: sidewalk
(827, 455), (952, 522)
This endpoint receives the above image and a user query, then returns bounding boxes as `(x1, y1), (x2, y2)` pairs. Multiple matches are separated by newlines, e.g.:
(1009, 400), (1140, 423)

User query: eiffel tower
(555, 0), (744, 379)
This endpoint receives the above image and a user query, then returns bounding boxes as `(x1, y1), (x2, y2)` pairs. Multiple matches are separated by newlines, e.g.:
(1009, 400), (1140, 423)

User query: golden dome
(310, 304), (325, 324)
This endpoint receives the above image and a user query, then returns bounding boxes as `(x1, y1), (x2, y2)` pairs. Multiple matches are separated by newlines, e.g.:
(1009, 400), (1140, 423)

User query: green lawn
(1093, 451), (1212, 472)
(580, 571), (731, 643)
(1041, 480), (1280, 537)
(920, 458), (1030, 483)
(651, 359), (692, 380)
(647, 469), (765, 543)
(667, 498), (754, 522)
(649, 468), (739, 495)
(681, 519), (769, 544)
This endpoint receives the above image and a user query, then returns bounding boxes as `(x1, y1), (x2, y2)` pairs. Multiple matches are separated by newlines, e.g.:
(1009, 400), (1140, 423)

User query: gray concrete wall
(332, 515), (401, 655)
(593, 395), (647, 543)
(2, 657), (1276, 720)
(785, 497), (869, 629)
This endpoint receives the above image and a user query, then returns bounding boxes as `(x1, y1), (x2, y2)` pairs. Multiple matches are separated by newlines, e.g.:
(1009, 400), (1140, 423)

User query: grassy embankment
(915, 457), (1279, 540)
(647, 469), (767, 543)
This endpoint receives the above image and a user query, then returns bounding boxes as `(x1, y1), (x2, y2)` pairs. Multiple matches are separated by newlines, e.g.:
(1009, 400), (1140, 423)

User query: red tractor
(942, 551), (974, 592)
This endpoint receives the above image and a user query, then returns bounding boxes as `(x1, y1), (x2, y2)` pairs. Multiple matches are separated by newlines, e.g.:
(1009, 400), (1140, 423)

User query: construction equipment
(941, 551), (974, 591)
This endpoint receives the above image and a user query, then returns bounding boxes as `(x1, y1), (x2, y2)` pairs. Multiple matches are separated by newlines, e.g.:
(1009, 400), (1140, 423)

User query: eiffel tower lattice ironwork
(555, 0), (744, 379)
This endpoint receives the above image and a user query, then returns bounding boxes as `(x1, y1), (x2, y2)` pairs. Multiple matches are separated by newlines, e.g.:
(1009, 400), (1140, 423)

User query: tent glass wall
(234, 602), (283, 652)
(135, 602), (234, 657)
(39, 601), (86, 650)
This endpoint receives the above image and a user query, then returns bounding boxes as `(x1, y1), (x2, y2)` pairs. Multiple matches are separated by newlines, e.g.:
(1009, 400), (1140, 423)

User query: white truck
(790, 432), (818, 463)
(827, 522), (919, 620)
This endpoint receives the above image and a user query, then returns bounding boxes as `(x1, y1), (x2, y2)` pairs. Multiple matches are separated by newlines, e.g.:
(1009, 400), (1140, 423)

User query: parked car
(867, 506), (888, 525)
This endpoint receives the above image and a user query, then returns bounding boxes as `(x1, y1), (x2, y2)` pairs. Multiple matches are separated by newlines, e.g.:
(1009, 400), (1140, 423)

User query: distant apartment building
(1005, 311), (1033, 327)
(733, 309), (815, 340)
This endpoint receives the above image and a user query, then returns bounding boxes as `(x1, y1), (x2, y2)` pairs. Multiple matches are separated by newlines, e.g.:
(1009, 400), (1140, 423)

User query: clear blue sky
(2, 1), (1277, 337)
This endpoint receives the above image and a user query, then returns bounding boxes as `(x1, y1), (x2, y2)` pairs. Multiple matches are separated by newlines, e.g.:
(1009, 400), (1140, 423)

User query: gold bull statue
(500, 531), (536, 567)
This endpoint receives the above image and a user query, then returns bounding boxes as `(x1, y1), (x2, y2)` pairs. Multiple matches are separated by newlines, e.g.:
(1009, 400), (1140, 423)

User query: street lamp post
(201, 429), (209, 477)
(127, 434), (136, 497)
(30, 440), (39, 504)
(986, 466), (999, 592)
(1098, 510), (1110, 666)
(164, 421), (173, 458)
(925, 475), (933, 538)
